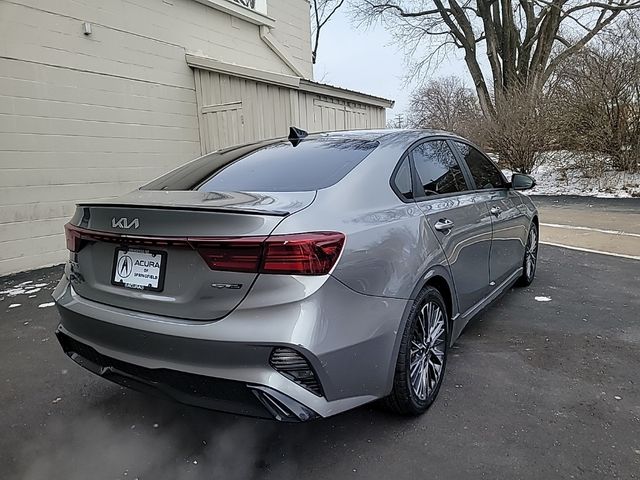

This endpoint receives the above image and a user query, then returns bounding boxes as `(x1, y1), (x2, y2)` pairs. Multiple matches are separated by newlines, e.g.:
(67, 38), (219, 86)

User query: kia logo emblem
(112, 217), (139, 229)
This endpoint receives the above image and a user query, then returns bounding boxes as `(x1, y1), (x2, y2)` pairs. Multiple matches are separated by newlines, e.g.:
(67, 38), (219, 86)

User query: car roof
(303, 128), (463, 146)
(210, 128), (467, 159)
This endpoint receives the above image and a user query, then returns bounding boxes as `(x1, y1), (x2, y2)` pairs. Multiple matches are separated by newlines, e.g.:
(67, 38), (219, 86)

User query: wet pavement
(1, 199), (639, 479)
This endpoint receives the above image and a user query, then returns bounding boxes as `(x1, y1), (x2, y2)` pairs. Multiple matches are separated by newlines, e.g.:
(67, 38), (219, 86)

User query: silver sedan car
(53, 128), (538, 421)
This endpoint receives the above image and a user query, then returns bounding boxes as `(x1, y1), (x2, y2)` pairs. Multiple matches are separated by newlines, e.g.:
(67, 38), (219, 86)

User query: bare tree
(551, 19), (640, 172)
(408, 76), (482, 138)
(408, 77), (556, 172)
(484, 86), (558, 173)
(311, 0), (346, 64)
(354, 1), (640, 118)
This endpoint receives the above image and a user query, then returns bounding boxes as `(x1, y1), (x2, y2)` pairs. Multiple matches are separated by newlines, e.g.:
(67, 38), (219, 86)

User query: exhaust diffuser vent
(269, 347), (323, 396)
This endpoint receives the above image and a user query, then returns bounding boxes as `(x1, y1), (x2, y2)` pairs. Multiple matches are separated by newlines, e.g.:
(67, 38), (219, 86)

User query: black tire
(517, 222), (538, 287)
(384, 286), (448, 416)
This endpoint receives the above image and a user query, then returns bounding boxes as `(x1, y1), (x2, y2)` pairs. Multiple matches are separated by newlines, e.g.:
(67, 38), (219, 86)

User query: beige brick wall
(0, 0), (314, 274)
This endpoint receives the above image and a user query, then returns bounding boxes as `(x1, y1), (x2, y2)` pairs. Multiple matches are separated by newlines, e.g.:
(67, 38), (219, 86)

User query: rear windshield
(142, 138), (379, 192)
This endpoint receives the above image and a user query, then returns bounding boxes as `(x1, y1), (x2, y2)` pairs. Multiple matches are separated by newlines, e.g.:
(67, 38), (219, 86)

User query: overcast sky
(313, 8), (473, 123)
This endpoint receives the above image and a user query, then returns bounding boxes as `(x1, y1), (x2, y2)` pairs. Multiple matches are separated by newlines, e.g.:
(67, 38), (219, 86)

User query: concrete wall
(0, 0), (313, 275)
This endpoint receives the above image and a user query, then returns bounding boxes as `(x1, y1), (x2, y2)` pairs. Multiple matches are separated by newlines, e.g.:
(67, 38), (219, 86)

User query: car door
(451, 141), (528, 287)
(410, 139), (493, 316)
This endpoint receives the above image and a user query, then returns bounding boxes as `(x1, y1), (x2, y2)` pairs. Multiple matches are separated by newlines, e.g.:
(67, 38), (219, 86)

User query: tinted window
(454, 142), (506, 190)
(411, 141), (468, 196)
(145, 138), (378, 192)
(392, 157), (413, 200)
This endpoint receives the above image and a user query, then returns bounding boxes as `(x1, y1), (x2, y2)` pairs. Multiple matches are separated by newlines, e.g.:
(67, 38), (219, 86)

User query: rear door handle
(434, 219), (454, 231)
(490, 206), (502, 216)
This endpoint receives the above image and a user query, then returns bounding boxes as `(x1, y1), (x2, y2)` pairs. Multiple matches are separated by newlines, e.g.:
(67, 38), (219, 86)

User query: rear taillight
(191, 238), (264, 273)
(261, 232), (345, 275)
(194, 232), (345, 276)
(64, 223), (82, 252)
(63, 223), (344, 275)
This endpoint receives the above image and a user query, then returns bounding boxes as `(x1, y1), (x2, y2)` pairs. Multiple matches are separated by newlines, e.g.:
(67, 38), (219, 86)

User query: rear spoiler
(75, 202), (290, 217)
(75, 189), (317, 217)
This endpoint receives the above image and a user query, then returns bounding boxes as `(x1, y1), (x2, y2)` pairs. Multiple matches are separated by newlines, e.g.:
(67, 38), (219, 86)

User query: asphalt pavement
(1, 198), (639, 480)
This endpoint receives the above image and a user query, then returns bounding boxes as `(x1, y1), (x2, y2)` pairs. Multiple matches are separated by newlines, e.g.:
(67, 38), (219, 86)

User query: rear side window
(392, 157), (413, 200)
(454, 142), (506, 190)
(193, 139), (378, 192)
(411, 140), (468, 196)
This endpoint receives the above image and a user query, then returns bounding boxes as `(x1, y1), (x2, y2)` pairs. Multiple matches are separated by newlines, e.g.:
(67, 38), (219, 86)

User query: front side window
(411, 140), (468, 196)
(454, 142), (506, 190)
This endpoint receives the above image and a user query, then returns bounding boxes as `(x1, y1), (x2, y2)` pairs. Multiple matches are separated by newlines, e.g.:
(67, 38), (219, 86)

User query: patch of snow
(9, 303), (21, 309)
(500, 151), (640, 198)
(52, 397), (62, 404)
(0, 281), (50, 298)
(38, 302), (55, 308)
(614, 395), (622, 401)
(535, 296), (552, 302)
(0, 287), (31, 297)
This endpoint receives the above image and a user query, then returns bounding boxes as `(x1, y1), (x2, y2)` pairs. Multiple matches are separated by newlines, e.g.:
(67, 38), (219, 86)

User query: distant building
(0, 0), (393, 274)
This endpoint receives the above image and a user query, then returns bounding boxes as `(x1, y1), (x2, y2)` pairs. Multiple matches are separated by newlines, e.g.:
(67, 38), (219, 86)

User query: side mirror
(511, 173), (536, 190)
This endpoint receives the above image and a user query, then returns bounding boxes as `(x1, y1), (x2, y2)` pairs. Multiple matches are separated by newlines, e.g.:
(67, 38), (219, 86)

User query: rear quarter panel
(271, 142), (454, 304)
(267, 140), (459, 397)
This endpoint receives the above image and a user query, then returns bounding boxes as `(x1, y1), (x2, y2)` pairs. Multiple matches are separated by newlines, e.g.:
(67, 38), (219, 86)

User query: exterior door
(452, 142), (528, 287)
(200, 101), (244, 153)
(410, 140), (493, 315)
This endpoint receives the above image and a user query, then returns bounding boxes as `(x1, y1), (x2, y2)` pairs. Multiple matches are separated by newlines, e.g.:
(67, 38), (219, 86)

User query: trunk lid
(68, 190), (315, 320)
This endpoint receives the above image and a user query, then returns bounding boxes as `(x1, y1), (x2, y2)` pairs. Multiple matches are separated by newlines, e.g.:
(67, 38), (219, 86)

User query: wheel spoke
(429, 357), (443, 385)
(430, 346), (445, 362)
(422, 304), (431, 342)
(423, 357), (431, 396)
(418, 356), (427, 399)
(430, 315), (445, 342)
(410, 355), (423, 394)
(418, 309), (427, 343)
(410, 351), (423, 373)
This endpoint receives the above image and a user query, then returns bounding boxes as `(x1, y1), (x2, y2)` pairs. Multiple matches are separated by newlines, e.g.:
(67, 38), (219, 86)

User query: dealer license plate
(112, 248), (166, 292)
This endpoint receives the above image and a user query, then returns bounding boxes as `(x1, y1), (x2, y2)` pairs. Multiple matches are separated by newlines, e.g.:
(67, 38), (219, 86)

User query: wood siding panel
(195, 71), (388, 153)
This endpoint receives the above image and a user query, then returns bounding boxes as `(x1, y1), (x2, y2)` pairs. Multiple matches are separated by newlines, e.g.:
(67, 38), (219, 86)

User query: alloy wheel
(409, 301), (446, 401)
(525, 226), (538, 279)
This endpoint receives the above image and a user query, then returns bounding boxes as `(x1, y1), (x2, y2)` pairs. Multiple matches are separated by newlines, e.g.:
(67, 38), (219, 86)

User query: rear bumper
(53, 274), (408, 420)
(55, 328), (316, 421)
